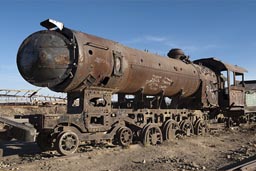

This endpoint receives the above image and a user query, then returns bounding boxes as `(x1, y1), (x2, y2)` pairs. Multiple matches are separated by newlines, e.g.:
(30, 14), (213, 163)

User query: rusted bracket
(40, 18), (64, 30)
(0, 117), (37, 142)
(112, 51), (123, 76)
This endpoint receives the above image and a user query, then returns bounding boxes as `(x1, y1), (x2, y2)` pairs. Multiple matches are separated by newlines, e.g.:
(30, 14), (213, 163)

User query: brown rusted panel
(54, 30), (201, 97)
(0, 116), (37, 142)
(230, 86), (244, 106)
(17, 27), (202, 97)
(194, 58), (247, 74)
(62, 31), (114, 92)
(194, 64), (219, 107)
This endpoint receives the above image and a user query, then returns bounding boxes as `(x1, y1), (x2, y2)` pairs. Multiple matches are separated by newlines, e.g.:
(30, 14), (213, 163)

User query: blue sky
(0, 0), (256, 95)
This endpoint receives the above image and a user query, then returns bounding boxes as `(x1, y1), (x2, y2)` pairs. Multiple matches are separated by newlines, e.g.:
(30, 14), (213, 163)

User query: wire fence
(0, 89), (66, 106)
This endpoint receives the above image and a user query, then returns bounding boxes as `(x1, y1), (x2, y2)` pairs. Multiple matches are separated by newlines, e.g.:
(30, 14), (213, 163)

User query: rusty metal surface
(17, 27), (201, 98)
(16, 19), (250, 115)
(65, 30), (202, 98)
(194, 58), (246, 109)
(0, 116), (36, 142)
(194, 64), (219, 107)
(13, 19), (254, 155)
(230, 87), (245, 107)
(17, 30), (74, 88)
(194, 58), (247, 74)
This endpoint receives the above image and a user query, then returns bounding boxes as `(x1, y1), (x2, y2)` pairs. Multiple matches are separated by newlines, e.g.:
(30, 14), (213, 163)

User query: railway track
(219, 155), (256, 171)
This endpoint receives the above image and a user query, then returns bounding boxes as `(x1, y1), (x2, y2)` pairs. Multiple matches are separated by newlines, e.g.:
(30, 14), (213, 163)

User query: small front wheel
(56, 131), (79, 156)
(116, 127), (133, 147)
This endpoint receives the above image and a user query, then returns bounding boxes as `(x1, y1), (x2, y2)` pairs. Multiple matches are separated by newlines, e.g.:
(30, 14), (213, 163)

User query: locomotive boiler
(17, 21), (202, 97)
(12, 19), (250, 155)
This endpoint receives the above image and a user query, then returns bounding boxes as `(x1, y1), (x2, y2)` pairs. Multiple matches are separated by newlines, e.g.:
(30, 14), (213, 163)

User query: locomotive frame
(1, 19), (255, 156)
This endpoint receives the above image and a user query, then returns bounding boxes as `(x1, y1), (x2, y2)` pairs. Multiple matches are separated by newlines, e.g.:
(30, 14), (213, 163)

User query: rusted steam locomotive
(2, 19), (255, 155)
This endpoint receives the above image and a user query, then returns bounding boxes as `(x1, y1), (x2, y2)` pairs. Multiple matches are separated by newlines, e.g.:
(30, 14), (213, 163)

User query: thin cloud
(122, 38), (143, 44)
(144, 35), (166, 42)
(164, 40), (218, 52)
(121, 35), (219, 58)
(122, 35), (167, 44)
(123, 35), (217, 51)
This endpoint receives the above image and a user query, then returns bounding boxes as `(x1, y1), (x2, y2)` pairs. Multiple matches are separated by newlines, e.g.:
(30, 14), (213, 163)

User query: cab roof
(193, 57), (247, 74)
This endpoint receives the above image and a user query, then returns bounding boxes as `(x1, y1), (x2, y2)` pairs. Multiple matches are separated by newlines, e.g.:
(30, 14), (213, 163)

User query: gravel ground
(0, 125), (256, 171)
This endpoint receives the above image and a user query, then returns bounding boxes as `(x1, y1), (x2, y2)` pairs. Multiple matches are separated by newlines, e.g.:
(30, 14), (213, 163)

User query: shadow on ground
(0, 140), (40, 157)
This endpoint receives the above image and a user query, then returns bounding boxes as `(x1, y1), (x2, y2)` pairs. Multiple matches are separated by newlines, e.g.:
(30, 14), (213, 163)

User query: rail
(219, 155), (256, 171)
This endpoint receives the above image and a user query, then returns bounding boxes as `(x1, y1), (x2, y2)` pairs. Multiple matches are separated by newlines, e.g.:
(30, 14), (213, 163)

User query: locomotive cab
(194, 58), (247, 114)
(220, 70), (245, 110)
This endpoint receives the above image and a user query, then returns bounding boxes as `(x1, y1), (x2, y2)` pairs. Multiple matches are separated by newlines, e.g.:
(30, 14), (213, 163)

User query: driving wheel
(180, 120), (194, 136)
(194, 119), (207, 136)
(142, 124), (163, 146)
(162, 120), (179, 141)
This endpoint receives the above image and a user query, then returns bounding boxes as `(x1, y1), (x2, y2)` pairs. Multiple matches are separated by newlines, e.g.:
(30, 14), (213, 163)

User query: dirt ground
(0, 125), (256, 171)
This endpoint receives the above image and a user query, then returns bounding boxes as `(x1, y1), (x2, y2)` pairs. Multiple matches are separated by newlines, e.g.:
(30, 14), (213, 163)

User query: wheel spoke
(180, 120), (193, 136)
(116, 127), (133, 147)
(194, 120), (207, 136)
(56, 131), (79, 156)
(162, 120), (179, 141)
(142, 124), (163, 146)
